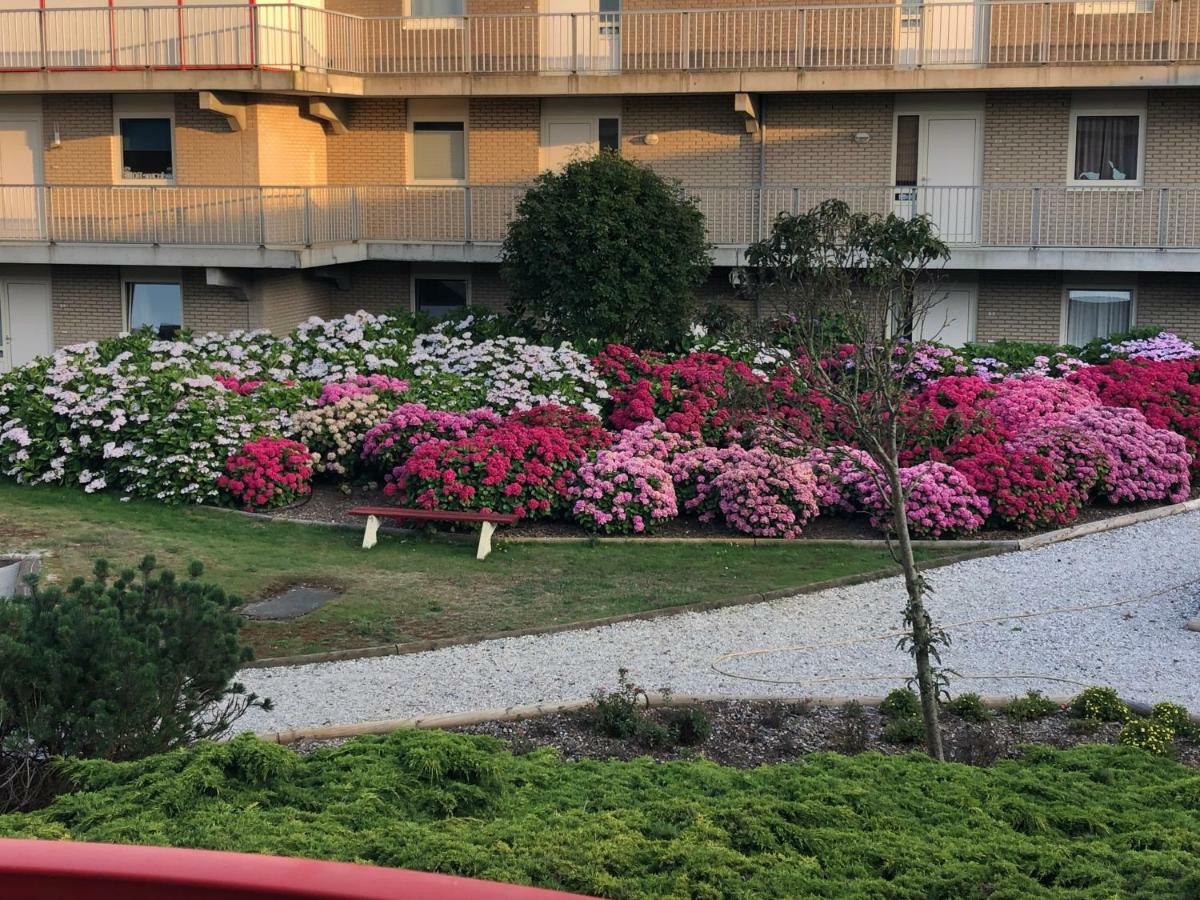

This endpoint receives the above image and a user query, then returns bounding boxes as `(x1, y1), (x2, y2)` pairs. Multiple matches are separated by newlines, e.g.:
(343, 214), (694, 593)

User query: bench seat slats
(348, 506), (520, 526)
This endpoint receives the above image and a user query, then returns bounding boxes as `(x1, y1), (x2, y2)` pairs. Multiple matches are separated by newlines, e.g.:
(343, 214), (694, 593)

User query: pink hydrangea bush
(611, 418), (700, 462)
(361, 404), (502, 475)
(669, 446), (746, 521)
(317, 374), (409, 407)
(859, 461), (989, 538)
(1008, 424), (1110, 501)
(801, 446), (880, 512)
(709, 450), (820, 539)
(984, 376), (1099, 433)
(214, 375), (263, 395)
(1048, 407), (1191, 504)
(217, 436), (313, 510)
(570, 450), (678, 534)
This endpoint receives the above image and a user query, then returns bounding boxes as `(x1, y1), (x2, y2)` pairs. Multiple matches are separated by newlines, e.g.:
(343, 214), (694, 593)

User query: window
(414, 277), (468, 316)
(894, 114), (919, 187)
(126, 282), (183, 338)
(1064, 287), (1133, 345)
(1074, 0), (1154, 13)
(1072, 115), (1140, 182)
(598, 117), (620, 153)
(409, 0), (463, 14)
(119, 118), (173, 181)
(412, 121), (466, 182)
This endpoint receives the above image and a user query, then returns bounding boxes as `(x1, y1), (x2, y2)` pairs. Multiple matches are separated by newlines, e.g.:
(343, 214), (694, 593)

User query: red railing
(0, 838), (594, 900)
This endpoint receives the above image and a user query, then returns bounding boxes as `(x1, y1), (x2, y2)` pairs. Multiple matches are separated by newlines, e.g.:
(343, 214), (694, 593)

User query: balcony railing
(1, 184), (1198, 251)
(0, 1), (1197, 75)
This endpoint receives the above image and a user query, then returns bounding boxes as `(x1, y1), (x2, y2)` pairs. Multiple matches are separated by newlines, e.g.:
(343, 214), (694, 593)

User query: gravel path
(237, 512), (1200, 734)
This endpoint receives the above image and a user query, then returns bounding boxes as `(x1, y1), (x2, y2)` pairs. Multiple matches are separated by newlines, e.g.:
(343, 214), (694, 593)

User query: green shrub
(882, 717), (926, 746)
(1119, 719), (1175, 756)
(4, 731), (1200, 898)
(501, 153), (711, 349)
(945, 692), (991, 724)
(586, 668), (647, 740)
(960, 339), (1074, 370)
(1078, 326), (1167, 363)
(880, 688), (921, 721)
(1070, 687), (1130, 723)
(1151, 702), (1196, 739)
(663, 706), (712, 747)
(1002, 690), (1060, 722)
(0, 557), (267, 811)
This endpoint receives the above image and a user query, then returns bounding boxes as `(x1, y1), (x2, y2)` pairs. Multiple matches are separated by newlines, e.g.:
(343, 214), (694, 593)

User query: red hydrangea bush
(1048, 407), (1191, 504)
(902, 376), (1003, 462)
(385, 421), (580, 520)
(569, 450), (678, 534)
(952, 447), (1085, 531)
(505, 404), (612, 457)
(361, 404), (502, 475)
(1070, 359), (1200, 473)
(217, 436), (313, 510)
(709, 450), (820, 538)
(1008, 425), (1110, 501)
(859, 461), (990, 538)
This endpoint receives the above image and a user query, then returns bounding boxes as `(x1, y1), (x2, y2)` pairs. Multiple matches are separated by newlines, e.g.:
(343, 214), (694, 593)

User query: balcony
(2, 2), (1200, 96)
(2, 183), (1198, 272)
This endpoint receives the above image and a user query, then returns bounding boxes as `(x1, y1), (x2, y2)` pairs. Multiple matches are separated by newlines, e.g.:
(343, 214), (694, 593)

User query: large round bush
(709, 449), (820, 539)
(570, 450), (678, 534)
(501, 153), (711, 349)
(952, 447), (1085, 530)
(859, 461), (990, 538)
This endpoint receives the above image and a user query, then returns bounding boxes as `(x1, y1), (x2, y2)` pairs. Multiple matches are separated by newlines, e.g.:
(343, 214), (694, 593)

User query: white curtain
(1067, 290), (1131, 345)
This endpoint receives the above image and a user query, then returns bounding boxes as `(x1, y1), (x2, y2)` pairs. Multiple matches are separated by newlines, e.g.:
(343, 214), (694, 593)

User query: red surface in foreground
(0, 839), (593, 899)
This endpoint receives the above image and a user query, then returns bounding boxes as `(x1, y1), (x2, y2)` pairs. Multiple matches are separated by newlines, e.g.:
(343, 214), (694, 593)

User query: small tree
(501, 152), (711, 349)
(0, 556), (269, 810)
(741, 200), (952, 759)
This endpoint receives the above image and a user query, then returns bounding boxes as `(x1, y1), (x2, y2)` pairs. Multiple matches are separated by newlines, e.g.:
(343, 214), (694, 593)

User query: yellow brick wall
(174, 93), (258, 186)
(252, 96), (329, 186)
(976, 271), (1063, 342)
(181, 268), (253, 334)
(765, 94), (893, 183)
(468, 98), (540, 184)
(622, 95), (758, 183)
(42, 95), (113, 185)
(983, 92), (1072, 187)
(1146, 89), (1200, 185)
(1135, 274), (1200, 340)
(327, 99), (407, 185)
(256, 270), (333, 334)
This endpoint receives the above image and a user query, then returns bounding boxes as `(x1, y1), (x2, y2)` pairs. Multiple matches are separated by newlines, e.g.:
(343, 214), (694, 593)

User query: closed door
(895, 111), (980, 244)
(0, 117), (42, 240)
(0, 281), (52, 374)
(915, 285), (975, 346)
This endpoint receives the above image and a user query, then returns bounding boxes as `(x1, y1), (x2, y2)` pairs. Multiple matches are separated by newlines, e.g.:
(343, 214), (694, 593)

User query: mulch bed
(452, 701), (1200, 768)
(263, 481), (1193, 543)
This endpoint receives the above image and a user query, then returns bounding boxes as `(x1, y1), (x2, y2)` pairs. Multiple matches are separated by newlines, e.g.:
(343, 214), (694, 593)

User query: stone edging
(1015, 497), (1200, 550)
(243, 547), (1006, 670)
(255, 691), (1190, 746)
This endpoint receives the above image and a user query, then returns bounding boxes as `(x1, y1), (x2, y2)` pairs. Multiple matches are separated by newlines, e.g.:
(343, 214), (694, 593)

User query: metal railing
(1, 183), (1198, 252)
(0, 1), (1196, 75)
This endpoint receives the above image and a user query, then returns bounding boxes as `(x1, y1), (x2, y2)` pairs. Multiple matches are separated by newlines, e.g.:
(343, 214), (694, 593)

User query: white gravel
(236, 511), (1200, 734)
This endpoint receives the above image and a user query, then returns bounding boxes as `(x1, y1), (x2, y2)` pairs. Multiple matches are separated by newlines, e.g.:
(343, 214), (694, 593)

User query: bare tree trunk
(883, 453), (945, 762)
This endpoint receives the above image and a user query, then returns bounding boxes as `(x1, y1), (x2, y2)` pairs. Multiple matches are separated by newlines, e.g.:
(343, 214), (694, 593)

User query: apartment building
(1, 0), (1200, 371)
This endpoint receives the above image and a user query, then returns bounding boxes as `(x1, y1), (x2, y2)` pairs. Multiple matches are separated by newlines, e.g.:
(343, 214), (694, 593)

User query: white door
(0, 117), (42, 240)
(540, 0), (619, 73)
(0, 281), (52, 374)
(543, 120), (596, 171)
(915, 285), (975, 346)
(920, 115), (979, 243)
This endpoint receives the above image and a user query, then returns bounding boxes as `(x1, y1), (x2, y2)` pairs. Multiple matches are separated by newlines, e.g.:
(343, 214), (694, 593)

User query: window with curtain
(409, 0), (463, 16)
(415, 278), (468, 316)
(412, 121), (466, 181)
(1066, 288), (1132, 345)
(126, 282), (183, 338)
(1073, 115), (1140, 182)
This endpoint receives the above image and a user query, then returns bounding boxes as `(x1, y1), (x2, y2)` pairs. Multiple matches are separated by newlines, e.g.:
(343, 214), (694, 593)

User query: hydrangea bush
(858, 461), (990, 538)
(217, 436), (313, 510)
(709, 450), (820, 538)
(570, 450), (678, 534)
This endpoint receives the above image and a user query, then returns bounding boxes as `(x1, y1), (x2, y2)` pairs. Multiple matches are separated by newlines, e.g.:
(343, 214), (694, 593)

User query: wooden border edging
(255, 692), (1189, 746)
(243, 547), (1008, 670)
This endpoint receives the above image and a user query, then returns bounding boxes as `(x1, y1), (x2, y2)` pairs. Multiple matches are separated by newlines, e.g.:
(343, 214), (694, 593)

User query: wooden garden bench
(348, 507), (519, 561)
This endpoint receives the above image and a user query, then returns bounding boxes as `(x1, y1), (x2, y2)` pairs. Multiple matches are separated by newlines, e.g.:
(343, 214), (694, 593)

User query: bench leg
(476, 521), (497, 561)
(362, 515), (380, 550)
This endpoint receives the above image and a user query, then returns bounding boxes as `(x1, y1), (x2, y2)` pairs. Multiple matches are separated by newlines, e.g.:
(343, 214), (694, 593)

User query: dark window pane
(120, 118), (172, 179)
(410, 0), (463, 14)
(415, 278), (467, 316)
(598, 118), (620, 153)
(895, 115), (919, 187)
(412, 121), (465, 132)
(599, 0), (620, 12)
(127, 282), (183, 338)
(1074, 115), (1139, 181)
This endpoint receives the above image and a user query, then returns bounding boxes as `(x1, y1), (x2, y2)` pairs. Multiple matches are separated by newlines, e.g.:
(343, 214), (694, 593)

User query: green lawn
(0, 483), (958, 659)
(3, 731), (1197, 898)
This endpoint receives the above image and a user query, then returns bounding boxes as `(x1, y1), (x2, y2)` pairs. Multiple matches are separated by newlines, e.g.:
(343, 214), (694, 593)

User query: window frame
(408, 112), (468, 186)
(1066, 95), (1146, 188)
(122, 272), (184, 336)
(1060, 282), (1137, 345)
(410, 270), (471, 316)
(113, 97), (176, 186)
(1073, 0), (1154, 14)
(403, 0), (465, 29)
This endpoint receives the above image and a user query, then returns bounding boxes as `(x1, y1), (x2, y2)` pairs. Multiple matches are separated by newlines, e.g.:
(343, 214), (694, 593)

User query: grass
(0, 483), (960, 659)
(3, 730), (1198, 898)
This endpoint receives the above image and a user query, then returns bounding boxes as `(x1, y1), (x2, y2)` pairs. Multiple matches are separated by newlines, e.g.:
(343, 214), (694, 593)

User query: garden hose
(710, 576), (1200, 689)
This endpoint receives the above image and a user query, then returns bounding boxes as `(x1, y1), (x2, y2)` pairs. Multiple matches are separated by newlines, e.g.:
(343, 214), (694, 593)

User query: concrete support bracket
(206, 267), (254, 301)
(197, 90), (247, 132)
(734, 92), (759, 134)
(306, 97), (350, 135)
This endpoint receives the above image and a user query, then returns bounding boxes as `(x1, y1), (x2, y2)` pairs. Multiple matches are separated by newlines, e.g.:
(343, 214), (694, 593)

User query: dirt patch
(442, 701), (1200, 769)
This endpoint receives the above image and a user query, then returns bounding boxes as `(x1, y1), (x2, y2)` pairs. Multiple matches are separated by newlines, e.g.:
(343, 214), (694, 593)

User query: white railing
(0, 1), (1196, 74)
(0, 184), (1198, 250)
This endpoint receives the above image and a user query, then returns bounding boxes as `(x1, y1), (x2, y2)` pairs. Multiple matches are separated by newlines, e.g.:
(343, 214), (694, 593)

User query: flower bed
(2, 314), (1197, 539)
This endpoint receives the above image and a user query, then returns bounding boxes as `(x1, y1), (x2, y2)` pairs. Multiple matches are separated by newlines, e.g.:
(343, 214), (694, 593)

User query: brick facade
(256, 270), (332, 333)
